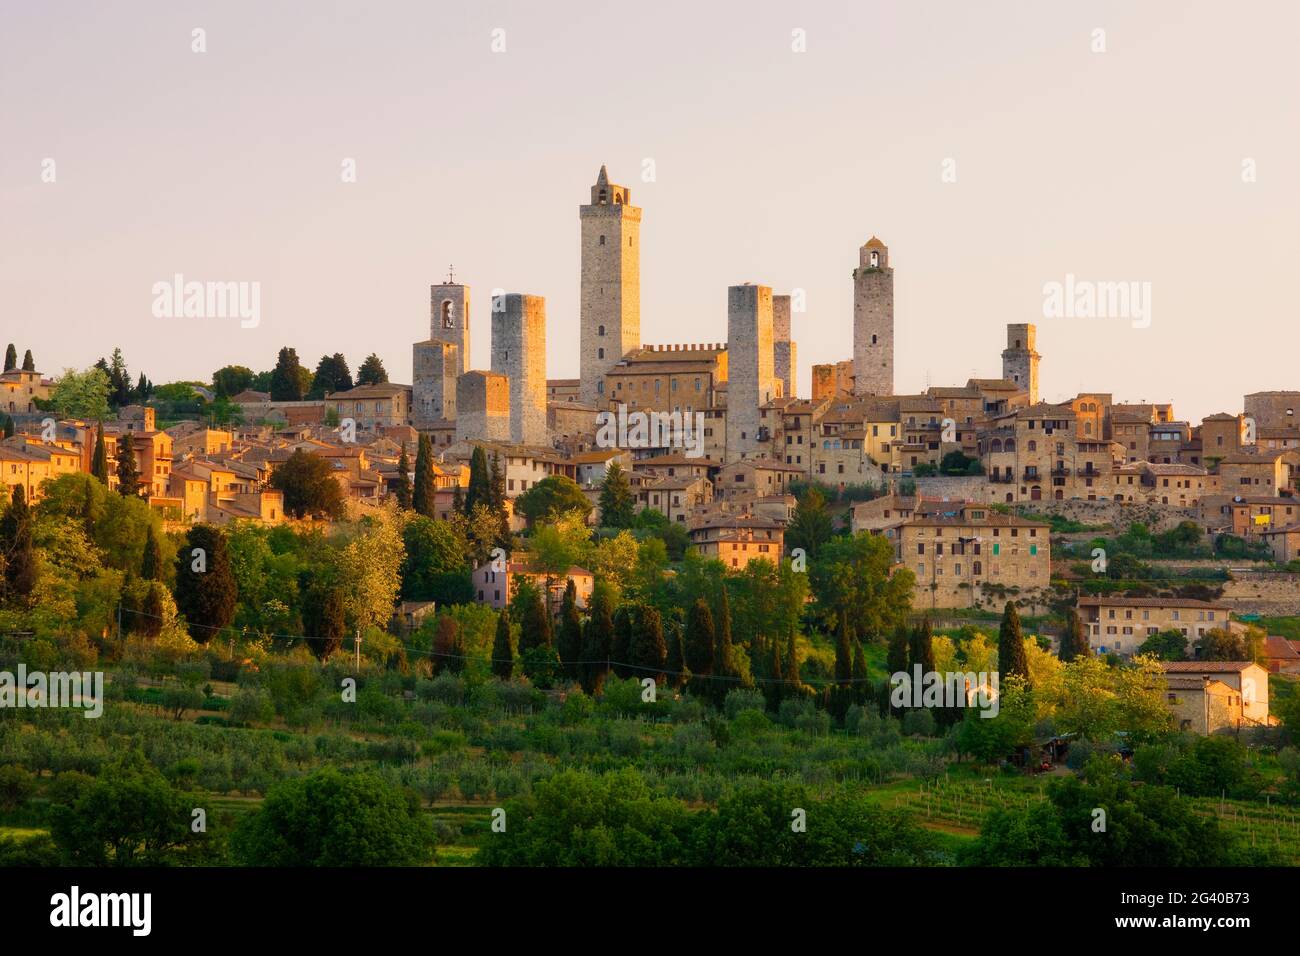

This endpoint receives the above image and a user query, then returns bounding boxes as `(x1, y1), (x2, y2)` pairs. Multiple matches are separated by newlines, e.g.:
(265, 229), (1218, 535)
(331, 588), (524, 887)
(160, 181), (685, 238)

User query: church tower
(853, 237), (893, 396)
(1002, 323), (1040, 404)
(580, 166), (641, 406)
(429, 276), (470, 377)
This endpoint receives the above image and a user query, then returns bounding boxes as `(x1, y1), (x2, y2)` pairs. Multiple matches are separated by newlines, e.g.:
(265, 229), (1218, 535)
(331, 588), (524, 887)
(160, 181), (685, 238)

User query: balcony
(1022, 469), (1041, 481)
(1051, 465), (1071, 477)
(988, 472), (1015, 484)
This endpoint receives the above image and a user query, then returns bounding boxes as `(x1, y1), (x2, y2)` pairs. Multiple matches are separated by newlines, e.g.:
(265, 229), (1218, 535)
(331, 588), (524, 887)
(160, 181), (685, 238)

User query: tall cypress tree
(20, 350), (34, 372)
(91, 422), (109, 483)
(269, 346), (305, 401)
(2, 344), (15, 372)
(850, 637), (870, 704)
(140, 581), (166, 638)
(140, 524), (163, 581)
(886, 624), (910, 676)
(580, 588), (614, 694)
(115, 433), (140, 497)
(303, 587), (347, 661)
(665, 617), (686, 689)
(516, 581), (552, 655)
(557, 579), (583, 679)
(834, 610), (853, 685)
(173, 524), (238, 644)
(684, 598), (715, 697)
(492, 610), (514, 680)
(412, 434), (435, 517)
(611, 605), (635, 679)
(909, 618), (937, 675)
(432, 615), (460, 675)
(1059, 608), (1087, 663)
(764, 635), (785, 711)
(784, 626), (801, 691)
(630, 604), (667, 686)
(711, 588), (735, 707)
(0, 485), (36, 606)
(597, 462), (636, 529)
(489, 452), (506, 511)
(1, 415), (13, 439)
(998, 601), (1031, 685)
(465, 446), (491, 515)
(394, 447), (413, 510)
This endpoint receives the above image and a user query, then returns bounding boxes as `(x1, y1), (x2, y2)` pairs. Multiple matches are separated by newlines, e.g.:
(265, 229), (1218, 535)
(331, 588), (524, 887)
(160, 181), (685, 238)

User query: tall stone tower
(429, 279), (470, 377)
(853, 237), (893, 396)
(1002, 323), (1040, 404)
(455, 371), (510, 443)
(491, 293), (548, 445)
(412, 340), (458, 428)
(726, 284), (777, 461)
(772, 293), (797, 399)
(580, 166), (641, 406)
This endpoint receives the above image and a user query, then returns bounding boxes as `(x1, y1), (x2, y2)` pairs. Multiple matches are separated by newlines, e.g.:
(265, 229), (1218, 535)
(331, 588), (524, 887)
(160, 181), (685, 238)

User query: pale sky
(2, 0), (1297, 423)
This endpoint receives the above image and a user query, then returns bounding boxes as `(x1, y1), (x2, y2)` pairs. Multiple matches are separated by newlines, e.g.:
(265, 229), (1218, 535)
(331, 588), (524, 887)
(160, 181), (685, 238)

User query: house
(1079, 596), (1234, 657)
(470, 558), (594, 612)
(1263, 635), (1300, 674)
(688, 512), (784, 569)
(1159, 661), (1271, 728)
(1162, 675), (1247, 736)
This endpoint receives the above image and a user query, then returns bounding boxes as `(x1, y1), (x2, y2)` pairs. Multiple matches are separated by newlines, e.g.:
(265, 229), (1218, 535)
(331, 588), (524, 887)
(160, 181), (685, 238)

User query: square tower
(1002, 323), (1040, 405)
(430, 280), (470, 377)
(455, 370), (510, 443)
(491, 293), (548, 446)
(772, 293), (797, 400)
(412, 340), (458, 428)
(726, 284), (777, 461)
(853, 237), (893, 396)
(580, 165), (641, 407)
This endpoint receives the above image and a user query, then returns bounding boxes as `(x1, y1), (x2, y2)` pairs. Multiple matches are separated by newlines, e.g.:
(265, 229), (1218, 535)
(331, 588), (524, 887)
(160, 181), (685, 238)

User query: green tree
(412, 434), (436, 518)
(886, 624), (910, 676)
(173, 524), (238, 643)
(808, 532), (915, 638)
(684, 598), (715, 696)
(998, 601), (1030, 685)
(269, 346), (305, 401)
(270, 449), (346, 519)
(711, 587), (736, 706)
(665, 617), (687, 689)
(356, 353), (389, 385)
(492, 609), (514, 679)
(3, 344), (15, 372)
(580, 586), (615, 694)
(303, 587), (347, 660)
(597, 462), (636, 529)
(48, 366), (111, 421)
(1196, 627), (1247, 661)
(140, 581), (166, 638)
(557, 579), (583, 679)
(399, 514), (468, 602)
(309, 353), (353, 399)
(231, 767), (436, 866)
(515, 578), (552, 655)
(393, 447), (412, 510)
(464, 446), (492, 516)
(21, 349), (35, 372)
(212, 364), (254, 398)
(1137, 628), (1188, 662)
(517, 475), (593, 525)
(909, 618), (936, 674)
(1058, 608), (1088, 663)
(91, 421), (108, 482)
(786, 486), (834, 560)
(1, 415), (13, 439)
(0, 485), (37, 606)
(140, 523), (163, 580)
(630, 604), (668, 686)
(115, 433), (140, 497)
(432, 615), (461, 675)
(611, 604), (635, 679)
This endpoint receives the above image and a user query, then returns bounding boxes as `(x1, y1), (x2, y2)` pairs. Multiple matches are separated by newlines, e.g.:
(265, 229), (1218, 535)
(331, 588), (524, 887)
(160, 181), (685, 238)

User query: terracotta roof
(1160, 661), (1258, 673)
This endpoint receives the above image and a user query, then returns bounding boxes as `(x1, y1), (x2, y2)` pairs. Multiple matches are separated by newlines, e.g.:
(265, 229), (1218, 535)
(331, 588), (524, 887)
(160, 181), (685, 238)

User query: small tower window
(441, 300), (455, 329)
(599, 235), (606, 245)
(871, 334), (878, 345)
(870, 251), (879, 268)
(598, 325), (605, 336)
(598, 348), (605, 359)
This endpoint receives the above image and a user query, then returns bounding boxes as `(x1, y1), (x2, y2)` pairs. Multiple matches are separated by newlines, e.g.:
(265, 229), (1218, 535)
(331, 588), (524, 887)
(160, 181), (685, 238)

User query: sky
(2, 0), (1298, 424)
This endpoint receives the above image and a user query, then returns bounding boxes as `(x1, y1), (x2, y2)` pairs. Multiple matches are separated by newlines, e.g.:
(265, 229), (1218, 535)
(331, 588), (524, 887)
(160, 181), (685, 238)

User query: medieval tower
(726, 283), (777, 461)
(1002, 323), (1040, 404)
(455, 370), (510, 443)
(853, 237), (893, 396)
(579, 166), (641, 407)
(772, 293), (797, 399)
(491, 293), (548, 445)
(429, 279), (470, 376)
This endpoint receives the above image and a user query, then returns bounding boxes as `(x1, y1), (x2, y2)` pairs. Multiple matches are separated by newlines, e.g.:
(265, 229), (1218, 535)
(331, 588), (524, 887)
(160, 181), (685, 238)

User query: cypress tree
(998, 601), (1031, 685)
(764, 635), (785, 711)
(452, 482), (463, 515)
(0, 485), (36, 606)
(711, 588), (735, 707)
(394, 447), (413, 510)
(432, 615), (460, 675)
(886, 624), (910, 676)
(516, 582), (552, 655)
(597, 462), (636, 529)
(1059, 608), (1087, 663)
(465, 446), (491, 515)
(304, 587), (347, 660)
(630, 604), (668, 686)
(611, 605), (635, 679)
(851, 637), (870, 704)
(909, 618), (937, 675)
(80, 478), (97, 538)
(2, 344), (15, 372)
(20, 350), (34, 373)
(1, 415), (13, 439)
(140, 524), (163, 581)
(412, 434), (436, 517)
(665, 617), (686, 689)
(834, 610), (853, 685)
(115, 433), (140, 497)
(91, 422), (109, 483)
(557, 579), (583, 679)
(140, 581), (166, 638)
(491, 610), (514, 680)
(173, 524), (238, 644)
(784, 626), (801, 691)
(489, 452), (506, 511)
(269, 346), (305, 401)
(580, 588), (614, 694)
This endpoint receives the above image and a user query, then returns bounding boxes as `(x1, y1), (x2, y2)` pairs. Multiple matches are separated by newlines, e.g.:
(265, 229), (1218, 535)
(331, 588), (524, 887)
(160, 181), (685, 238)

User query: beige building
(1079, 596), (1233, 657)
(471, 558), (594, 612)
(325, 383), (413, 431)
(1160, 661), (1271, 729)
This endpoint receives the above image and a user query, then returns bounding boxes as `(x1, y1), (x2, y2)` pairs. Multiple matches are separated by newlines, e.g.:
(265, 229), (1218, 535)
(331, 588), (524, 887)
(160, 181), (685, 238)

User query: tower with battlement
(853, 237), (893, 396)
(580, 166), (641, 407)
(726, 284), (777, 461)
(491, 293), (548, 445)
(1002, 323), (1040, 404)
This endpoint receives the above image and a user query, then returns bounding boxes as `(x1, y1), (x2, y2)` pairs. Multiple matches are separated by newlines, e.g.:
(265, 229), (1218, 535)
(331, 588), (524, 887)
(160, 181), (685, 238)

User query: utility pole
(354, 629), (362, 672)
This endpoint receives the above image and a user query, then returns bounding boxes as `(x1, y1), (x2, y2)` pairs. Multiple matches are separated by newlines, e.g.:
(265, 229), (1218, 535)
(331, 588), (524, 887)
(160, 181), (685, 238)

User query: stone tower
(853, 237), (893, 396)
(726, 284), (777, 461)
(772, 293), (797, 399)
(580, 166), (641, 406)
(1002, 323), (1040, 404)
(429, 280), (470, 377)
(455, 370), (510, 443)
(491, 293), (548, 445)
(412, 340), (458, 428)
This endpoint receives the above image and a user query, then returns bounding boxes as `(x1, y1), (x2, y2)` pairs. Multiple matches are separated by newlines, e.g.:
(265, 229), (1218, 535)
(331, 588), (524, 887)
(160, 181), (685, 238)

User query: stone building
(853, 237), (893, 396)
(579, 166), (641, 406)
(412, 339), (458, 428)
(428, 280), (470, 377)
(1001, 323), (1040, 405)
(325, 383), (413, 432)
(1244, 390), (1300, 431)
(811, 360), (855, 400)
(491, 293), (548, 445)
(725, 284), (777, 461)
(603, 343), (726, 415)
(1078, 596), (1233, 657)
(455, 371), (510, 443)
(772, 293), (797, 401)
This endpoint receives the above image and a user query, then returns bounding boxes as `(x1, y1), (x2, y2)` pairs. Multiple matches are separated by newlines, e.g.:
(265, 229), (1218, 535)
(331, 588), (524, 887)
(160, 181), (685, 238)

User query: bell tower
(580, 166), (641, 406)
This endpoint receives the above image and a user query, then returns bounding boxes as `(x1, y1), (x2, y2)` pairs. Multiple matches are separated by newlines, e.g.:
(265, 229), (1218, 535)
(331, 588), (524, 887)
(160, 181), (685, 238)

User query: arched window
(870, 251), (879, 267)
(1027, 440), (1037, 452)
(1005, 438), (1015, 452)
(441, 300), (455, 329)
(991, 438), (1003, 453)
(598, 348), (605, 359)
(597, 325), (605, 336)
(871, 334), (878, 345)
